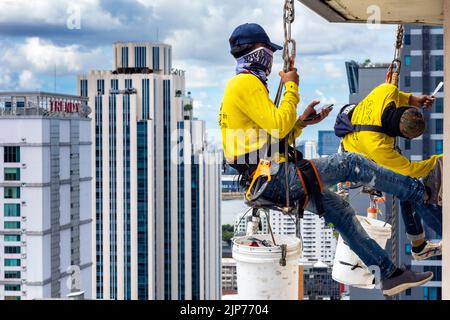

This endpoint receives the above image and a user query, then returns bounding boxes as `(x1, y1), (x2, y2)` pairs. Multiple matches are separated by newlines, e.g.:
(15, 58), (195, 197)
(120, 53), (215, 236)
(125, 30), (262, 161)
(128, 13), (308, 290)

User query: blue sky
(0, 0), (397, 145)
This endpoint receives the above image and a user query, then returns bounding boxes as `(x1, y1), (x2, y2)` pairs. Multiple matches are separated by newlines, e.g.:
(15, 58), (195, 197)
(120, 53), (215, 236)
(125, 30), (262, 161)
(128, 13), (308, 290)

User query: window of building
(406, 289), (412, 296)
(404, 76), (411, 87)
(4, 271), (21, 279)
(405, 55), (411, 66)
(4, 234), (20, 242)
(435, 56), (444, 71)
(436, 119), (443, 134)
(435, 98), (443, 113)
(404, 34), (411, 45)
(3, 146), (20, 163)
(436, 140), (443, 154)
(4, 221), (20, 229)
(4, 259), (21, 266)
(4, 168), (20, 181)
(436, 35), (444, 50)
(4, 284), (21, 291)
(4, 296), (21, 300)
(4, 204), (20, 217)
(405, 243), (412, 254)
(4, 187), (20, 199)
(4, 246), (21, 254)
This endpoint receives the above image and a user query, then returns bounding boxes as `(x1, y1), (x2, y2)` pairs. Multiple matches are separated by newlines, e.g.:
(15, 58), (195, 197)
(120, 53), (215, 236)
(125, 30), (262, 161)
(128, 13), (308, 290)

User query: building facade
(300, 210), (337, 265)
(0, 92), (92, 300)
(303, 261), (341, 300)
(78, 42), (221, 300)
(221, 258), (237, 295)
(318, 130), (341, 156)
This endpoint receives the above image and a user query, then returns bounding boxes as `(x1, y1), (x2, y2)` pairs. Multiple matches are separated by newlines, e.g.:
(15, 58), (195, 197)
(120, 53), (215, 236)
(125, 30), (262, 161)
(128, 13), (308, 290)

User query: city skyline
(0, 0), (399, 144)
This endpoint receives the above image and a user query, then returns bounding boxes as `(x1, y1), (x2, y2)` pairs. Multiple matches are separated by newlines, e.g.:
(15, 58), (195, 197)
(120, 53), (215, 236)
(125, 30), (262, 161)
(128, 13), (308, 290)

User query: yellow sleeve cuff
(285, 81), (298, 93)
(399, 91), (412, 107)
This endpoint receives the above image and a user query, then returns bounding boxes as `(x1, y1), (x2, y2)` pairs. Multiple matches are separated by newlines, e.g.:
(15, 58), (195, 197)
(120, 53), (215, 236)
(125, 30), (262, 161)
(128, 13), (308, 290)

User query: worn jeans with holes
(260, 152), (435, 280)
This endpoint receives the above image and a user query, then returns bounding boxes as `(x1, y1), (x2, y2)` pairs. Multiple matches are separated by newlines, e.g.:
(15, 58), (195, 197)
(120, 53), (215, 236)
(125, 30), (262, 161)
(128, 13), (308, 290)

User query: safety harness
(334, 104), (387, 138)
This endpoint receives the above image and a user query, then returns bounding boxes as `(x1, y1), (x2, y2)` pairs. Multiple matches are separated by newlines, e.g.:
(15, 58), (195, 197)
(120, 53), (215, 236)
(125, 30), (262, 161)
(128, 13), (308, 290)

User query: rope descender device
(245, 159), (272, 202)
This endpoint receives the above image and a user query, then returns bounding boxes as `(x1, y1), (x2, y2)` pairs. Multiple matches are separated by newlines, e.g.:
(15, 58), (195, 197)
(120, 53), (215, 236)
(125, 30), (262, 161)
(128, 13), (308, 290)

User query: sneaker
(412, 241), (442, 261)
(382, 269), (433, 296)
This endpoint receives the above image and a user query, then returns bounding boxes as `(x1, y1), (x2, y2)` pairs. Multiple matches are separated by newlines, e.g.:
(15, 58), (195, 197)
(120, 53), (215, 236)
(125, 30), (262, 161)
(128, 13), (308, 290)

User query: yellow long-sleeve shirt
(219, 73), (302, 162)
(342, 83), (442, 178)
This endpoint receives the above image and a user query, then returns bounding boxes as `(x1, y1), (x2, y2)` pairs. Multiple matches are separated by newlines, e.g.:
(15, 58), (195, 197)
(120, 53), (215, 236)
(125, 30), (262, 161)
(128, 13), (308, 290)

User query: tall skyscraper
(0, 92), (93, 300)
(397, 25), (443, 300)
(78, 42), (221, 300)
(318, 130), (341, 156)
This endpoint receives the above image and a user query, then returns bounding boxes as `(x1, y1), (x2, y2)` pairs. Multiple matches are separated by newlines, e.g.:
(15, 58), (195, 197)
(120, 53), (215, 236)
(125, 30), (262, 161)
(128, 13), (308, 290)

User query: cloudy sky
(0, 0), (397, 144)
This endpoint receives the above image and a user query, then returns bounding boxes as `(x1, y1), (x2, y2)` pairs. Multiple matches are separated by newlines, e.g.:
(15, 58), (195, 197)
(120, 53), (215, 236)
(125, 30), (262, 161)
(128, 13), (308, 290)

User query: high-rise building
(303, 140), (318, 160)
(0, 92), (92, 300)
(78, 42), (221, 300)
(221, 258), (237, 295)
(300, 210), (337, 265)
(318, 130), (341, 156)
(397, 25), (443, 300)
(270, 211), (297, 237)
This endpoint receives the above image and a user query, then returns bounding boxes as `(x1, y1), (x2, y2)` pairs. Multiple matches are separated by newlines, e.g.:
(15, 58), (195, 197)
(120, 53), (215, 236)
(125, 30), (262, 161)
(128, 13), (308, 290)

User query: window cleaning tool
(432, 81), (444, 96)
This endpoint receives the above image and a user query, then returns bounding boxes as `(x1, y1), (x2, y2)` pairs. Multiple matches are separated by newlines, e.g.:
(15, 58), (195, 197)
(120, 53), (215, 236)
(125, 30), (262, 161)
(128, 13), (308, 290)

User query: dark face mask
(235, 47), (274, 83)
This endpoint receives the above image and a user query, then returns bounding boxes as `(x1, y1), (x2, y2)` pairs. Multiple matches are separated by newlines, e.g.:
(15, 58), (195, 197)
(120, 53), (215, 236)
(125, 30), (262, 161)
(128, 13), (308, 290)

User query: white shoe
(412, 241), (442, 261)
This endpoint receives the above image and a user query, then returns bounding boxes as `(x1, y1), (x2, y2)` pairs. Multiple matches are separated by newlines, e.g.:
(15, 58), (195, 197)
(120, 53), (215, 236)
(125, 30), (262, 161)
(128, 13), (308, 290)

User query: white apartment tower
(0, 92), (92, 300)
(300, 210), (337, 265)
(78, 42), (221, 300)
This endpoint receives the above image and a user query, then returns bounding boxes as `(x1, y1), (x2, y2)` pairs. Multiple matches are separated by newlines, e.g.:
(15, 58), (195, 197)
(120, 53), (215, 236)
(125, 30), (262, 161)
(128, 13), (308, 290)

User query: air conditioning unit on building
(22, 163), (27, 169)
(22, 266), (27, 271)
(21, 183), (26, 187)
(21, 138), (26, 142)
(21, 201), (26, 206)
(21, 241), (27, 246)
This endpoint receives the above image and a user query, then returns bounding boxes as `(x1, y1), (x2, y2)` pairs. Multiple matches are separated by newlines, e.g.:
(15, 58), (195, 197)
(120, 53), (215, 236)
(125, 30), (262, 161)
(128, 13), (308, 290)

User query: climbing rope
(386, 25), (404, 87)
(273, 0), (297, 214)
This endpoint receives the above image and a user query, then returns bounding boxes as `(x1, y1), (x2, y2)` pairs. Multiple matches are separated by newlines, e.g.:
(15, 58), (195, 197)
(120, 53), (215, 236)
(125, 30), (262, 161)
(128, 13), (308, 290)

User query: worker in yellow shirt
(220, 23), (436, 296)
(336, 83), (443, 260)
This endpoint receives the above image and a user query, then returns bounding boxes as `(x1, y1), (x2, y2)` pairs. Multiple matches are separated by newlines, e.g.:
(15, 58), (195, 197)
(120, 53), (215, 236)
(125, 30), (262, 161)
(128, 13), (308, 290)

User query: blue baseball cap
(229, 23), (283, 55)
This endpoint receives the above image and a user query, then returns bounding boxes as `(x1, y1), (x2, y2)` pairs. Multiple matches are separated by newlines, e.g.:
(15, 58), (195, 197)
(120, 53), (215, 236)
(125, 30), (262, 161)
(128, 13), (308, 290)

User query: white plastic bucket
(232, 234), (301, 300)
(332, 215), (392, 289)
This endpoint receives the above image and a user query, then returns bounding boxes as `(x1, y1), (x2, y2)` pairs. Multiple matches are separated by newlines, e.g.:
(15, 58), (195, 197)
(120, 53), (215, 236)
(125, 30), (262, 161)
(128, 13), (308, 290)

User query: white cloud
(2, 37), (106, 75)
(18, 70), (41, 90)
(0, 0), (121, 30)
(323, 62), (344, 79)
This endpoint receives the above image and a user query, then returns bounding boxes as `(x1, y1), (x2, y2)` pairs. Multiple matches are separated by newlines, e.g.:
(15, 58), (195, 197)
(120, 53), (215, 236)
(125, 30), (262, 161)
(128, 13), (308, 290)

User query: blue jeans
(402, 201), (442, 241)
(261, 152), (434, 280)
